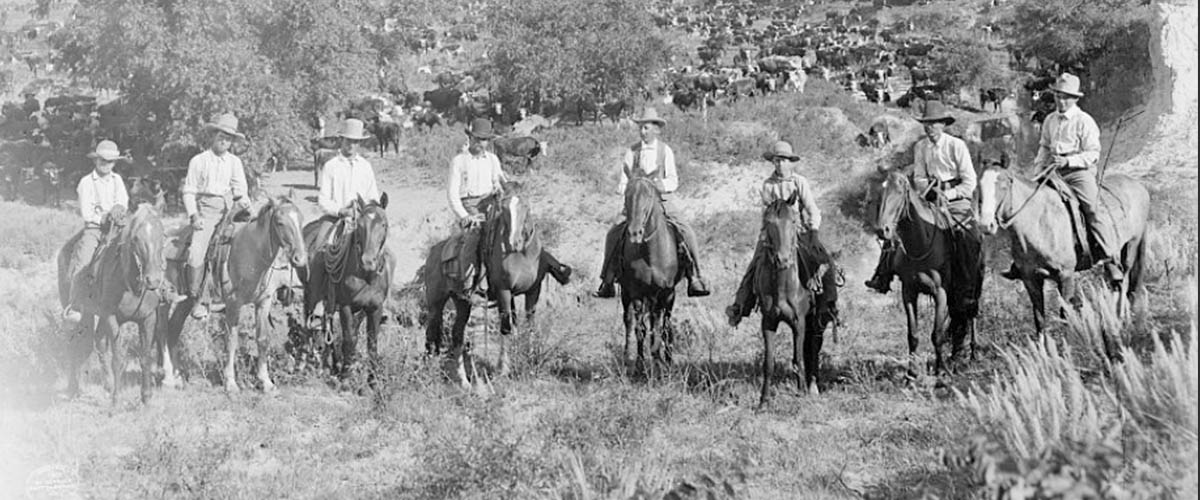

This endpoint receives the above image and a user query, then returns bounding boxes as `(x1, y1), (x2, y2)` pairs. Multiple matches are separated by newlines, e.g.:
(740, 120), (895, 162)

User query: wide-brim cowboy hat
(763, 140), (800, 161)
(86, 140), (127, 162)
(1048, 72), (1084, 98)
(465, 117), (496, 139)
(916, 100), (955, 125)
(204, 113), (246, 139)
(338, 118), (373, 141)
(631, 107), (666, 126)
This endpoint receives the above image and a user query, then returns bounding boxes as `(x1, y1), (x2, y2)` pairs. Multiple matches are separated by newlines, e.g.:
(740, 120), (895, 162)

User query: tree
(482, 0), (670, 110)
(927, 34), (1013, 93)
(1006, 0), (1152, 70)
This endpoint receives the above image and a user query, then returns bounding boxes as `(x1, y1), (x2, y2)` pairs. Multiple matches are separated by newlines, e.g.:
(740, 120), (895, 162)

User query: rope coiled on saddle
(324, 218), (356, 285)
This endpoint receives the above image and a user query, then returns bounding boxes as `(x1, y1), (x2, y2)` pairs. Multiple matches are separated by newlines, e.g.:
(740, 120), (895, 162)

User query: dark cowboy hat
(916, 100), (955, 125)
(465, 118), (496, 139)
(762, 140), (800, 161)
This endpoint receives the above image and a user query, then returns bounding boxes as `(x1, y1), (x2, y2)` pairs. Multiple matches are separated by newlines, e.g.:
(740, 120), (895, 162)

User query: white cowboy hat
(86, 140), (127, 162)
(1048, 72), (1084, 98)
(631, 107), (666, 126)
(338, 118), (373, 141)
(204, 113), (246, 139)
(763, 140), (800, 161)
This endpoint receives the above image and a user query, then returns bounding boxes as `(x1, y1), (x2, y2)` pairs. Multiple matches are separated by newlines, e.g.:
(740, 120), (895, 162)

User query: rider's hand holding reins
(190, 214), (203, 230)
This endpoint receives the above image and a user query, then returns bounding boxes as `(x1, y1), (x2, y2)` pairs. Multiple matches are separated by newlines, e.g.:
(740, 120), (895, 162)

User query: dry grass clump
(0, 201), (78, 270)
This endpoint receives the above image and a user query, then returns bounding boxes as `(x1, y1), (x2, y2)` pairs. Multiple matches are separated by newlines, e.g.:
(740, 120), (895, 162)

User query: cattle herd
(0, 0), (1072, 213)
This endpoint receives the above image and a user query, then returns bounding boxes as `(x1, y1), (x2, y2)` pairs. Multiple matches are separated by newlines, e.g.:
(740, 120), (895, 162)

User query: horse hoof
(807, 383), (820, 396)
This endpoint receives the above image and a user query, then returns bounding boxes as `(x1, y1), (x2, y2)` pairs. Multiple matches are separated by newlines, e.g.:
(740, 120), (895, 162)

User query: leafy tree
(927, 34), (1013, 93)
(483, 0), (670, 109)
(1006, 0), (1152, 70)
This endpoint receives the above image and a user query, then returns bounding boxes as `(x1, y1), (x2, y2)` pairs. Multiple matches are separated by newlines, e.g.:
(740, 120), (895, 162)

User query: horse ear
(379, 192), (389, 209)
(287, 187), (296, 201)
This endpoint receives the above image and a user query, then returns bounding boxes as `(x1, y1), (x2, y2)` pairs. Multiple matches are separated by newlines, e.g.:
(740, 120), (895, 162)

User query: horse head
(875, 170), (912, 242)
(493, 192), (534, 254)
(123, 204), (166, 294)
(264, 193), (308, 269)
(355, 192), (389, 273)
(978, 163), (1013, 236)
(762, 197), (798, 269)
(624, 177), (663, 245)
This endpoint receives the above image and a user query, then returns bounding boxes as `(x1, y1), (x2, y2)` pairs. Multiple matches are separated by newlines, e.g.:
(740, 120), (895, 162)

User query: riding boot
(999, 262), (1022, 280)
(677, 232), (711, 297)
(864, 245), (895, 294)
(187, 265), (209, 319)
(593, 225), (622, 298)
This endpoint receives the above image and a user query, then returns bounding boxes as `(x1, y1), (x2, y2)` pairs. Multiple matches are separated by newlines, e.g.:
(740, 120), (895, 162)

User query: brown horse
(163, 193), (308, 392)
(876, 171), (979, 375)
(978, 167), (1149, 333)
(754, 198), (813, 405)
(422, 191), (571, 386)
(619, 177), (681, 373)
(303, 194), (395, 380)
(57, 204), (168, 404)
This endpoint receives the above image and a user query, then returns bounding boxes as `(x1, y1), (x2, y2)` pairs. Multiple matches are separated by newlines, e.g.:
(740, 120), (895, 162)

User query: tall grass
(0, 201), (78, 270)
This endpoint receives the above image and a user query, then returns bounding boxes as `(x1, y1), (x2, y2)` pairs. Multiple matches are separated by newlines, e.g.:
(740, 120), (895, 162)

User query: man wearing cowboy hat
(316, 117), (381, 220)
(181, 112), (250, 319)
(62, 140), (131, 322)
(445, 117), (507, 299)
(726, 140), (834, 327)
(594, 107), (711, 298)
(865, 100), (979, 294)
(1003, 72), (1116, 281)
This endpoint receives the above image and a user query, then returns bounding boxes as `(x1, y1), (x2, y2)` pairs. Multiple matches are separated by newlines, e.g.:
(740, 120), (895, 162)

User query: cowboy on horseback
(725, 140), (834, 327)
(311, 118), (381, 247)
(1001, 72), (1120, 282)
(445, 118), (507, 301)
(62, 140), (131, 322)
(181, 113), (251, 319)
(594, 107), (711, 299)
(865, 101), (979, 294)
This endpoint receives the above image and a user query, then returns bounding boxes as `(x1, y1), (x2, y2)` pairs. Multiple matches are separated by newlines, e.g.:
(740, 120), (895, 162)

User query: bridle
(626, 178), (662, 241)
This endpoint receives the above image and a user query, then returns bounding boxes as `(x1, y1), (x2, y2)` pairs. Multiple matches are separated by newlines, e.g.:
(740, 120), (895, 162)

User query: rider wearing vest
(865, 101), (977, 294)
(594, 107), (711, 298)
(181, 113), (251, 319)
(1001, 73), (1118, 281)
(725, 140), (832, 327)
(312, 118), (381, 249)
(62, 140), (131, 322)
(447, 118), (507, 299)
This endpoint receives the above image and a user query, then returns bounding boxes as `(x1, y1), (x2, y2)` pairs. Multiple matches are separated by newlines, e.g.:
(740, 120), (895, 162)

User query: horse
(57, 204), (169, 404)
(754, 198), (813, 405)
(978, 166), (1150, 334)
(302, 194), (395, 381)
(422, 190), (571, 386)
(163, 193), (308, 392)
(876, 170), (980, 376)
(619, 177), (681, 373)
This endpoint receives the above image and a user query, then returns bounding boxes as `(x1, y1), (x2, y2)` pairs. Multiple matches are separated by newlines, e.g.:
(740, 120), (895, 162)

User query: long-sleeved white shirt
(447, 151), (504, 219)
(318, 153), (381, 215)
(913, 133), (976, 201)
(761, 172), (821, 231)
(617, 139), (678, 195)
(181, 149), (247, 216)
(1034, 104), (1101, 170)
(77, 170), (128, 226)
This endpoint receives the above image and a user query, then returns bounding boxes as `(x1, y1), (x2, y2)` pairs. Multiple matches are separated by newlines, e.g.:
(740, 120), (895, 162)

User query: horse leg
(932, 284), (948, 376)
(255, 301), (277, 393)
(157, 302), (181, 389)
(366, 306), (382, 387)
(425, 292), (449, 356)
(222, 303), (241, 392)
(339, 303), (358, 380)
(901, 283), (921, 377)
(104, 315), (122, 406)
(451, 297), (472, 389)
(495, 288), (514, 377)
(760, 315), (780, 407)
(622, 297), (636, 365)
(138, 314), (156, 404)
(1022, 276), (1047, 338)
(67, 315), (96, 397)
(803, 312), (823, 395)
(788, 315), (804, 394)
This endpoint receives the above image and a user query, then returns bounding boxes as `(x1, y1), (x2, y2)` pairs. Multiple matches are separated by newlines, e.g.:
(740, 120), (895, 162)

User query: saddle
(1044, 174), (1095, 269)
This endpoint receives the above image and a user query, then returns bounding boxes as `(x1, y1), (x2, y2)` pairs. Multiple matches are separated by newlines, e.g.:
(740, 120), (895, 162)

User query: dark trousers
(599, 213), (704, 284)
(1060, 168), (1113, 259)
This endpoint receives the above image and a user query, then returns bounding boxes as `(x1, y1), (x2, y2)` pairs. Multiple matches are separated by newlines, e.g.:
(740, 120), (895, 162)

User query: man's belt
(195, 192), (228, 199)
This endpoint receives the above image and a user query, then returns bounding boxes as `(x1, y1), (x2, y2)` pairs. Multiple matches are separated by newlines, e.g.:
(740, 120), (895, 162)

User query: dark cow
(979, 87), (1011, 112)
(860, 81), (891, 104)
(423, 88), (463, 119)
(670, 89), (701, 113)
(371, 119), (400, 156)
(600, 98), (633, 124)
(410, 108), (441, 132)
(492, 135), (547, 174)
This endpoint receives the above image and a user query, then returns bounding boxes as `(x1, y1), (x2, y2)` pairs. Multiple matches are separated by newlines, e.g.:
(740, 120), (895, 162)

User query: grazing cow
(979, 87), (1011, 112)
(423, 88), (463, 119)
(370, 119), (401, 156)
(600, 98), (633, 124)
(492, 135), (547, 173)
(410, 108), (442, 132)
(670, 89), (701, 112)
(726, 77), (757, 102)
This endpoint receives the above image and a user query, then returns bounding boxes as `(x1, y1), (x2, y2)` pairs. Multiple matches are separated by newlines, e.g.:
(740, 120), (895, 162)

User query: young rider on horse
(62, 140), (131, 322)
(865, 101), (978, 294)
(725, 140), (831, 327)
(594, 107), (711, 299)
(446, 118), (506, 300)
(1000, 72), (1119, 282)
(181, 113), (251, 319)
(311, 118), (382, 248)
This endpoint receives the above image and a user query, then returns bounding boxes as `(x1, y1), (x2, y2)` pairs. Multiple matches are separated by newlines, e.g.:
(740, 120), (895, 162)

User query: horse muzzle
(627, 228), (645, 245)
(291, 252), (308, 269)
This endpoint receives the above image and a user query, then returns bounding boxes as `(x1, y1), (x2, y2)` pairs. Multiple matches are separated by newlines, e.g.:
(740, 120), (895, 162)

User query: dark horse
(57, 204), (169, 404)
(978, 166), (1149, 334)
(162, 193), (308, 392)
(876, 171), (981, 375)
(619, 177), (681, 373)
(303, 194), (395, 380)
(422, 189), (571, 387)
(754, 199), (813, 405)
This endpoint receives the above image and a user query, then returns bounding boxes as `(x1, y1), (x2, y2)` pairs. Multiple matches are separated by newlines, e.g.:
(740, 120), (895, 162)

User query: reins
(996, 169), (1054, 229)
